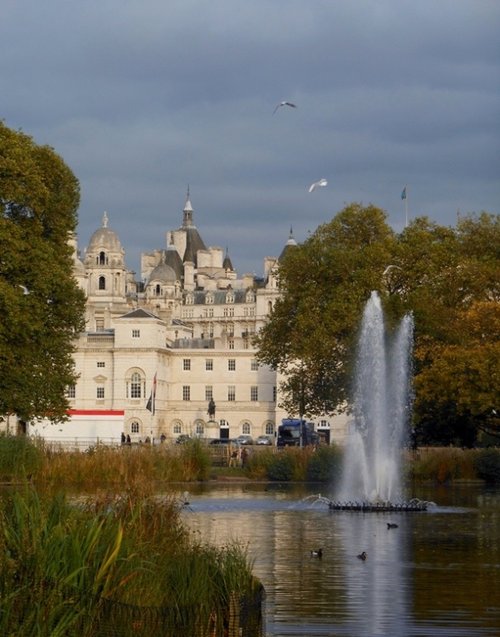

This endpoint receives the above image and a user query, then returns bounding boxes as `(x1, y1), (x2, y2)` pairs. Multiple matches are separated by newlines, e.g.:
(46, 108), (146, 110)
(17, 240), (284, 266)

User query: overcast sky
(2, 1), (499, 276)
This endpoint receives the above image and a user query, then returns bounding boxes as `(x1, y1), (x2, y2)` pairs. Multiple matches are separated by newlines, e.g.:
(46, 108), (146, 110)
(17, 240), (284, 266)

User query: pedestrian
(241, 447), (249, 468)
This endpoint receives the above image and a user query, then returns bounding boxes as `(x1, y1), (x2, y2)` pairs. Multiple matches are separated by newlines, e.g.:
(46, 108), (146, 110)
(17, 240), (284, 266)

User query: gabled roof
(117, 308), (160, 320)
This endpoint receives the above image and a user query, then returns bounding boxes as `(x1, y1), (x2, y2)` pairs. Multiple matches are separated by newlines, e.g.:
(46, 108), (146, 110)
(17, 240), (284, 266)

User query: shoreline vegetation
(0, 434), (498, 635)
(1, 434), (499, 488)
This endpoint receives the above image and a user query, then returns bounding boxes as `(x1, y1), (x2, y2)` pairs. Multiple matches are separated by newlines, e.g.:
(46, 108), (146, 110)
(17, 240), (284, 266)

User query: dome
(278, 226), (298, 262)
(148, 262), (177, 284)
(88, 212), (123, 252)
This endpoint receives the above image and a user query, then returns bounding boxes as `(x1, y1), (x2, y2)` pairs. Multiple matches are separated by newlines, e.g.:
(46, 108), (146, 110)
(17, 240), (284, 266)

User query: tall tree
(255, 203), (396, 417)
(256, 204), (499, 445)
(0, 122), (86, 425)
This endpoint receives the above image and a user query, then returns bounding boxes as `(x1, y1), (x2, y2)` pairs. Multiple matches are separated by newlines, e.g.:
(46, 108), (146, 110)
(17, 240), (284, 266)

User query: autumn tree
(256, 204), (499, 446)
(0, 122), (86, 426)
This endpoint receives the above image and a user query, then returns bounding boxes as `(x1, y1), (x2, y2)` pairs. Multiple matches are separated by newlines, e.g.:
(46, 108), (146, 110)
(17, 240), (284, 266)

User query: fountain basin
(328, 499), (429, 512)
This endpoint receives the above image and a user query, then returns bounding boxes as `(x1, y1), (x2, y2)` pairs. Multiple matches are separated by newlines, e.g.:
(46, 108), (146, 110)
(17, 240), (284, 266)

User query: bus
(276, 418), (319, 447)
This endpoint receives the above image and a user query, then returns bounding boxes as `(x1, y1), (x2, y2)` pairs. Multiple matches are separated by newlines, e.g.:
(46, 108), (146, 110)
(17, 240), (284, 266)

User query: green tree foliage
(256, 204), (499, 446)
(255, 203), (396, 417)
(0, 122), (86, 423)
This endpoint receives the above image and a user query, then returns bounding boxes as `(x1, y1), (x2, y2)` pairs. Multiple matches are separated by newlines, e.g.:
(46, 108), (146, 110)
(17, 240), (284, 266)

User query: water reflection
(337, 513), (409, 636)
(183, 484), (500, 637)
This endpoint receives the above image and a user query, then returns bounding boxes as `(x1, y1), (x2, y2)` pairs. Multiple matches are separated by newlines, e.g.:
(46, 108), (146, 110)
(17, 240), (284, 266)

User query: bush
(474, 449), (500, 484)
(266, 451), (295, 481)
(0, 433), (43, 481)
(306, 445), (342, 483)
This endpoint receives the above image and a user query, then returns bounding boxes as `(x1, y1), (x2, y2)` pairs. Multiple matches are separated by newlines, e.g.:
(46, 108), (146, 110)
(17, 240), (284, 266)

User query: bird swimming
(308, 178), (328, 193)
(357, 551), (367, 560)
(273, 101), (297, 115)
(387, 523), (399, 529)
(310, 548), (323, 558)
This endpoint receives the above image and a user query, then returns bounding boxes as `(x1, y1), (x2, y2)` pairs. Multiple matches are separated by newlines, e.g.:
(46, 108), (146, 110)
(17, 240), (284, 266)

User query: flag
(146, 372), (157, 415)
(401, 186), (407, 200)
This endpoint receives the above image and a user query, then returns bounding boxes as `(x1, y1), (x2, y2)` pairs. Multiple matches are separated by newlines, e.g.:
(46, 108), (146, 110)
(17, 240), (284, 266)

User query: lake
(181, 482), (500, 637)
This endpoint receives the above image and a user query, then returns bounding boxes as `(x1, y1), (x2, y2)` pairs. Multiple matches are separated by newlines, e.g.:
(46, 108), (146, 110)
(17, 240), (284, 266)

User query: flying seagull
(18, 285), (30, 295)
(308, 178), (328, 193)
(273, 101), (297, 115)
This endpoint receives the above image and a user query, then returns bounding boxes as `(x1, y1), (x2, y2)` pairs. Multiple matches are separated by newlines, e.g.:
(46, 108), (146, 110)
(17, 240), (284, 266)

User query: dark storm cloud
(1, 0), (499, 275)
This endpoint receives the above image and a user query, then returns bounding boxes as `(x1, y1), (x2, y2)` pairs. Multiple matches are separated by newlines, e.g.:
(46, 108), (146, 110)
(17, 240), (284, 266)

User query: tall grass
(0, 488), (259, 636)
(407, 447), (480, 483)
(0, 436), (212, 488)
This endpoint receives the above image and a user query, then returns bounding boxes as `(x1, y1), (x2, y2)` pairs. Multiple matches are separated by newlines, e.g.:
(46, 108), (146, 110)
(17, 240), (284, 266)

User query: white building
(30, 193), (348, 446)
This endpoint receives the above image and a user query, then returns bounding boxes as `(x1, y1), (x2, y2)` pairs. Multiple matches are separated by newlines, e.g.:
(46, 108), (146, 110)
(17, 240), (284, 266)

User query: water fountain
(329, 290), (427, 512)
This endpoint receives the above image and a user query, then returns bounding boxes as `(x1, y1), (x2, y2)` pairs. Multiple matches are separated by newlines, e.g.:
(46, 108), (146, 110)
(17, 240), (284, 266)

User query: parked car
(175, 434), (192, 444)
(256, 435), (273, 446)
(209, 438), (233, 445)
(235, 434), (254, 445)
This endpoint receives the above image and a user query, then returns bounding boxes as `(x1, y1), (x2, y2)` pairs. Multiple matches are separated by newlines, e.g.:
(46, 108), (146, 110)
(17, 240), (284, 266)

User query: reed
(13, 438), (212, 488)
(0, 488), (258, 636)
(407, 447), (480, 483)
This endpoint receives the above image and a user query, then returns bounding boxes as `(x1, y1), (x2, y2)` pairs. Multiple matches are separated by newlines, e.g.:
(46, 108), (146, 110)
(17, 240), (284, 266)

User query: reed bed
(406, 447), (489, 483)
(0, 488), (261, 636)
(23, 438), (212, 489)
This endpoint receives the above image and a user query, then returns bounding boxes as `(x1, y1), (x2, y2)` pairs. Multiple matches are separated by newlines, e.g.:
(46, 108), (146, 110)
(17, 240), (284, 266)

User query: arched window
(131, 421), (140, 434)
(195, 421), (204, 436)
(99, 276), (106, 290)
(155, 283), (161, 295)
(130, 372), (142, 398)
(99, 251), (107, 265)
(172, 421), (182, 435)
(242, 421), (251, 435)
(265, 421), (274, 436)
(126, 369), (145, 399)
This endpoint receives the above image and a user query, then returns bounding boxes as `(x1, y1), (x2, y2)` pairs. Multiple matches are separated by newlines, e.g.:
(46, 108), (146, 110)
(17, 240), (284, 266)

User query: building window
(131, 421), (140, 433)
(98, 276), (106, 290)
(228, 359), (236, 371)
(273, 386), (277, 402)
(183, 386), (191, 401)
(130, 372), (142, 398)
(173, 422), (182, 435)
(242, 422), (251, 435)
(132, 329), (140, 338)
(228, 339), (234, 350)
(97, 361), (105, 368)
(265, 422), (274, 436)
(251, 386), (258, 401)
(97, 386), (105, 399)
(183, 359), (191, 371)
(251, 359), (259, 371)
(228, 385), (235, 401)
(206, 359), (213, 371)
(99, 251), (107, 265)
(195, 422), (204, 436)
(95, 317), (105, 331)
(67, 385), (76, 399)
(205, 385), (213, 401)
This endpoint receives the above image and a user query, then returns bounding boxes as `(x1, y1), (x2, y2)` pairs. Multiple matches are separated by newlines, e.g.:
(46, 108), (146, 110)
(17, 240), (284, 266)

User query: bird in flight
(273, 101), (297, 115)
(18, 285), (30, 295)
(308, 178), (328, 193)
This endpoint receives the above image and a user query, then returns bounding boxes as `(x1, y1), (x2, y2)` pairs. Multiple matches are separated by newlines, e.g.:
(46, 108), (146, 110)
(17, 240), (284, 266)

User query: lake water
(181, 482), (500, 637)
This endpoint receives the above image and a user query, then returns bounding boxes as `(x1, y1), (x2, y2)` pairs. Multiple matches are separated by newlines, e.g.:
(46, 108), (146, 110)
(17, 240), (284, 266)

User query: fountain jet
(336, 291), (414, 505)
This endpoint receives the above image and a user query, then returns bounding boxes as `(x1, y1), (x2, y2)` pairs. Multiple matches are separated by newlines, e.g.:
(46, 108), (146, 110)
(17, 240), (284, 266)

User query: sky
(2, 0), (499, 277)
